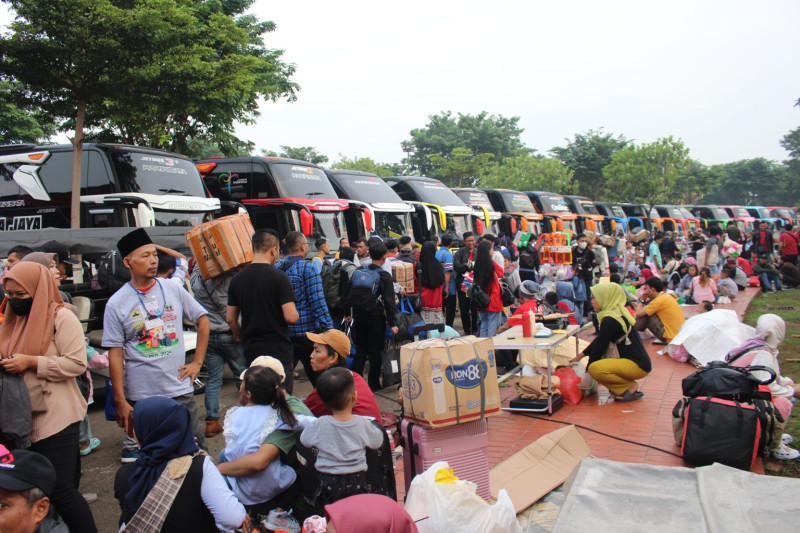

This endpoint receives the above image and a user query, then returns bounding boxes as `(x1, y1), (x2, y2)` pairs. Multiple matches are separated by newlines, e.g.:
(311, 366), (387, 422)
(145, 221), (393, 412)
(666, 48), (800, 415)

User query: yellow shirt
(644, 292), (685, 341)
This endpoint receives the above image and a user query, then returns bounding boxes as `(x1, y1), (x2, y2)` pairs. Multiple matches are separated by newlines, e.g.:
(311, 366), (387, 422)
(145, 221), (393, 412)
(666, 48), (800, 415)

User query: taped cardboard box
(400, 336), (500, 428)
(185, 213), (255, 280)
(489, 425), (591, 514)
(392, 261), (415, 294)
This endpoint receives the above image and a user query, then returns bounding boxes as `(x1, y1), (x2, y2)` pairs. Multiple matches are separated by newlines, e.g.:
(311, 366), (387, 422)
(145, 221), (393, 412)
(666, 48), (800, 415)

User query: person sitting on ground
(717, 268), (738, 299)
(675, 264), (698, 299)
(303, 329), (382, 420)
(725, 314), (800, 460)
(219, 365), (312, 526)
(689, 266), (718, 304)
(324, 493), (419, 533)
(0, 447), (69, 533)
(752, 253), (782, 293)
(494, 280), (545, 335)
(544, 291), (579, 325)
(114, 396), (248, 533)
(698, 301), (714, 313)
(777, 257), (800, 289)
(300, 367), (384, 507)
(570, 283), (651, 402)
(634, 277), (685, 344)
(726, 257), (750, 290)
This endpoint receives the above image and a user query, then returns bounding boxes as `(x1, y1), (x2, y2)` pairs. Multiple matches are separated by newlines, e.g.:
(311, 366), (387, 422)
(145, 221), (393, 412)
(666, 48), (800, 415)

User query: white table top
(492, 324), (580, 351)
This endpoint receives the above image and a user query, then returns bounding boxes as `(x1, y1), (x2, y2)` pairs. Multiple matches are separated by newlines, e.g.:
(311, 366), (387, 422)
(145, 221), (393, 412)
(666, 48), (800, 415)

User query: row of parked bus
(1, 143), (798, 254)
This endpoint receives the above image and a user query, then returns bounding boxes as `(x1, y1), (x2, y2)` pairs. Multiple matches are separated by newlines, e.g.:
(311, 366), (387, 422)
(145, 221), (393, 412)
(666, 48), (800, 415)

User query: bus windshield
(376, 211), (413, 241)
(331, 173), (402, 203)
(271, 163), (338, 199)
(112, 152), (206, 197)
(538, 195), (571, 214)
(455, 190), (493, 210)
(577, 200), (600, 215)
(407, 180), (464, 206)
(732, 207), (750, 218)
(503, 192), (536, 212)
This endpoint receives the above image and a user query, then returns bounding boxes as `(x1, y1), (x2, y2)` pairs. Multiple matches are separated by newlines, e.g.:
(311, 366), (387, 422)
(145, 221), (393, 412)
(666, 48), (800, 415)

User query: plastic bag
(554, 366), (582, 405)
(405, 461), (521, 533)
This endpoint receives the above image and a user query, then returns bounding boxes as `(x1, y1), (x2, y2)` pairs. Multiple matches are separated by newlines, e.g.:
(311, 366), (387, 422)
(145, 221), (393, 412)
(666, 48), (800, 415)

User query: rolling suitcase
(401, 418), (491, 501)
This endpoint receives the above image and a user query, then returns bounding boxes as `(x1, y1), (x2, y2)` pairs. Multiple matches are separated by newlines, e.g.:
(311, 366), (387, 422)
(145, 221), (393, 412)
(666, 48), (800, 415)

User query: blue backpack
(345, 267), (382, 312)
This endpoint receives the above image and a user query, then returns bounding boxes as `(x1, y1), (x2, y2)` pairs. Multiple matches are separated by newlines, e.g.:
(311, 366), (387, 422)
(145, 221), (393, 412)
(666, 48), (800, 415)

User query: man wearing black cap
(39, 241), (80, 283)
(102, 228), (211, 462)
(0, 449), (68, 533)
(453, 231), (478, 335)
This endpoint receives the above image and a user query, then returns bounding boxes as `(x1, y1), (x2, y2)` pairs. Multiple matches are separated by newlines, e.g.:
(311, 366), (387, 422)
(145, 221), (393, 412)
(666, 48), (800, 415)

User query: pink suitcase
(401, 418), (490, 501)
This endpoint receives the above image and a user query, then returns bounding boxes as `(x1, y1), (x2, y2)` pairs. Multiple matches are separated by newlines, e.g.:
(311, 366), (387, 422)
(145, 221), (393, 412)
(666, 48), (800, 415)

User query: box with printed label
(392, 261), (415, 294)
(185, 212), (255, 280)
(400, 336), (500, 428)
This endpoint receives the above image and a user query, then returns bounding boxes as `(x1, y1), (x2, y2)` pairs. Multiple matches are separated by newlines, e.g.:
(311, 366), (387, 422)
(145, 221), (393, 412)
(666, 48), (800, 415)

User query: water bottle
(431, 358), (447, 414)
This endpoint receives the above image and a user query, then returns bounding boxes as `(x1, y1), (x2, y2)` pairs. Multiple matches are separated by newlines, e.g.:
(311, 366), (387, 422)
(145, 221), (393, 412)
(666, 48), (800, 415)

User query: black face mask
(8, 297), (33, 316)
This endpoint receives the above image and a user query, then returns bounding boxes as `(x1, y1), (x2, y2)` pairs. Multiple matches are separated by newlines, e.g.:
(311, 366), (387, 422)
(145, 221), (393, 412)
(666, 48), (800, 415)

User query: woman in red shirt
(473, 240), (505, 337)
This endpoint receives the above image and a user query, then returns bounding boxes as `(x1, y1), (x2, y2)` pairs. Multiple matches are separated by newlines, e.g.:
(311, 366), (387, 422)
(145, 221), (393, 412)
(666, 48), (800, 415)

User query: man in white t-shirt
(103, 228), (210, 462)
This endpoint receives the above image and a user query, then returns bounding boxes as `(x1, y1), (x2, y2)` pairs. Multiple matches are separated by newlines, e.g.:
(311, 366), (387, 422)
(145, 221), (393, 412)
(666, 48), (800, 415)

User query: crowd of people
(1, 219), (799, 532)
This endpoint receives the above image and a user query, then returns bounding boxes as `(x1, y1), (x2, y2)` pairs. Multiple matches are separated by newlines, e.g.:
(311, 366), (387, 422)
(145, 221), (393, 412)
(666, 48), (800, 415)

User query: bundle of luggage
(672, 360), (783, 470)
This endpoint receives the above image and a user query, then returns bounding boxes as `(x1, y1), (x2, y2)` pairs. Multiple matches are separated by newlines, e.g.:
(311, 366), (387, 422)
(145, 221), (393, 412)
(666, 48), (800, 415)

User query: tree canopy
(263, 146), (329, 164)
(702, 158), (793, 206)
(401, 111), (529, 178)
(549, 129), (628, 200)
(480, 154), (575, 194)
(0, 80), (54, 144)
(328, 155), (405, 176)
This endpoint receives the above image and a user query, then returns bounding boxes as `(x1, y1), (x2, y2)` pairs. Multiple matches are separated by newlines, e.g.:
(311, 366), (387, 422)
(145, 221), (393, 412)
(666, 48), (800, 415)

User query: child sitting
(222, 366), (311, 518)
(717, 267), (739, 299)
(300, 367), (384, 507)
(698, 301), (714, 313)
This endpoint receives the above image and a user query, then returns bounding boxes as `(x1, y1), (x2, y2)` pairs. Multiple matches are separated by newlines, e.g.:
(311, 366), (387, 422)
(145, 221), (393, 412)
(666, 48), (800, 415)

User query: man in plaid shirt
(278, 231), (334, 386)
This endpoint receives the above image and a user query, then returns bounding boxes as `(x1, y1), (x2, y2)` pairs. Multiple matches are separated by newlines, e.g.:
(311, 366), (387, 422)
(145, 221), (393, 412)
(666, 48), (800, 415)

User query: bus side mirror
(510, 218), (518, 234)
(299, 209), (314, 237)
(363, 208), (374, 232)
(474, 217), (484, 235)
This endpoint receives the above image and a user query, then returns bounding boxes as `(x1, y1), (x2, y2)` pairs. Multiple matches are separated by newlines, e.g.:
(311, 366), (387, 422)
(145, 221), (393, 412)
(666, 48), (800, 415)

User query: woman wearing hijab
(725, 314), (800, 460)
(418, 241), (445, 325)
(570, 283), (651, 402)
(325, 493), (419, 533)
(472, 239), (505, 337)
(0, 262), (97, 532)
(114, 396), (248, 532)
(20, 251), (78, 312)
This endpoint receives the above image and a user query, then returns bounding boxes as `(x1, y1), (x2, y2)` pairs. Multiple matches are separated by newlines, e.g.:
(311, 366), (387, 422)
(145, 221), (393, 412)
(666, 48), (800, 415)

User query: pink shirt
(691, 276), (717, 302)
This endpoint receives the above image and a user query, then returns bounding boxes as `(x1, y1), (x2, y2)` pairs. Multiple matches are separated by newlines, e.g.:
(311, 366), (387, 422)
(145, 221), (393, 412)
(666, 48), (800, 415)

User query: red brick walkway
(395, 288), (763, 502)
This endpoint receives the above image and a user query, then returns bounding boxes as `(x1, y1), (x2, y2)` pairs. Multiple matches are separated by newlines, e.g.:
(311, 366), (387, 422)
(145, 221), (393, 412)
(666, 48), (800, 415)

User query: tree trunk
(70, 97), (86, 229)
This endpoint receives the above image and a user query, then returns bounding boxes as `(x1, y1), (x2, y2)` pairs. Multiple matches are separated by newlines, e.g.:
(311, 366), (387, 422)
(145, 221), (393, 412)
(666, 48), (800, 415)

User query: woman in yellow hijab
(570, 283), (651, 402)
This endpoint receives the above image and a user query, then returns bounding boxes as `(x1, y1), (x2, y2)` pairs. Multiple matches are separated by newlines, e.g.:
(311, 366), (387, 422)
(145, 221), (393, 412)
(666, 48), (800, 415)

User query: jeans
(478, 310), (503, 337)
(759, 272), (782, 291)
(205, 332), (247, 421)
(30, 422), (97, 533)
(124, 392), (206, 451)
(79, 414), (92, 444)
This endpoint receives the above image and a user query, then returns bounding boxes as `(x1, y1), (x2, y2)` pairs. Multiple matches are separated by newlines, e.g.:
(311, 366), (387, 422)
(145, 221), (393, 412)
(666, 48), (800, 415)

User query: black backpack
(518, 241), (540, 271)
(321, 261), (348, 309)
(681, 360), (776, 402)
(97, 250), (130, 293)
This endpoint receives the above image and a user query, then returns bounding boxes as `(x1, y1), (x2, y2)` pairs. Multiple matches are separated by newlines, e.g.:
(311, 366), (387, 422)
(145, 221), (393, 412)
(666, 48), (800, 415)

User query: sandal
(614, 391), (644, 402)
(80, 437), (101, 456)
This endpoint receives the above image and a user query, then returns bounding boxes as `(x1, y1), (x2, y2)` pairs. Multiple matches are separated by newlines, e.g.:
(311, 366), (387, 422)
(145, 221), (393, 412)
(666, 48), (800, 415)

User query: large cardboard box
(185, 213), (255, 280)
(489, 425), (591, 513)
(392, 261), (415, 294)
(400, 336), (500, 428)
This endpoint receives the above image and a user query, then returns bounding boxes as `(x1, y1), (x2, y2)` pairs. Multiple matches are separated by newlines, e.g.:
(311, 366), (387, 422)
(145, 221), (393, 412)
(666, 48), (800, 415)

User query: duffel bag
(681, 360), (776, 402)
(680, 396), (760, 470)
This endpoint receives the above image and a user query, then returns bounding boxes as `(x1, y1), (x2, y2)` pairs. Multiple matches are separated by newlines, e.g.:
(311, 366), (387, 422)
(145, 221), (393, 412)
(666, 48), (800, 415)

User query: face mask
(578, 242), (587, 250)
(8, 297), (33, 316)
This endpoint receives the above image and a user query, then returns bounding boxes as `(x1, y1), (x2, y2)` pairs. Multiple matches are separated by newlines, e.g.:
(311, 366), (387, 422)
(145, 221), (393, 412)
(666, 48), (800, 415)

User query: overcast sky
(3, 1), (799, 166)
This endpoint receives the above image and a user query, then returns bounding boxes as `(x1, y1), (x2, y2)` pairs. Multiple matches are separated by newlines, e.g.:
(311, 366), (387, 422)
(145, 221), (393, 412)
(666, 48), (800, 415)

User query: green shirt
(263, 394), (313, 454)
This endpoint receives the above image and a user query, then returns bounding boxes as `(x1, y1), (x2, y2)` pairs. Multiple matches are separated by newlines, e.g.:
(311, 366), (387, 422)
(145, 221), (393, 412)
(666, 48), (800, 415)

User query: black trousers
(457, 288), (478, 335)
(442, 293), (457, 327)
(352, 311), (387, 390)
(30, 422), (97, 533)
(292, 335), (317, 388)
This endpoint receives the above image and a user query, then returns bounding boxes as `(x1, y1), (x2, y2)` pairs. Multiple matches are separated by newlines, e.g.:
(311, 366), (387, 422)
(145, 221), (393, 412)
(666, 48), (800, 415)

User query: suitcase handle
(414, 323), (445, 333)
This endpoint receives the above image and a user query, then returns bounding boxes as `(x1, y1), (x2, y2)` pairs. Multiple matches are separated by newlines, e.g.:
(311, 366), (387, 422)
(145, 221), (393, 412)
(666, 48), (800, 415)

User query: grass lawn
(743, 289), (800, 477)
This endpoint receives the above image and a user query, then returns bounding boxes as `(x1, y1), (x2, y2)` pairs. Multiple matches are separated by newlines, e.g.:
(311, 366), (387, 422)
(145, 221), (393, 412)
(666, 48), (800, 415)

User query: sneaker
(120, 449), (140, 463)
(771, 444), (800, 461)
(782, 433), (794, 446)
(262, 509), (301, 533)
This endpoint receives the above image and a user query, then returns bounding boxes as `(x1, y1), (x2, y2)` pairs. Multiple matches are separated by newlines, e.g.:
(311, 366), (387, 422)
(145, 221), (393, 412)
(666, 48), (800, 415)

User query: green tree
(780, 98), (800, 194)
(604, 136), (690, 211)
(480, 154), (575, 194)
(0, 0), (297, 227)
(703, 159), (793, 206)
(401, 111), (530, 177)
(0, 80), (54, 144)
(671, 158), (721, 205)
(262, 146), (329, 164)
(428, 147), (495, 188)
(328, 155), (405, 176)
(549, 129), (628, 200)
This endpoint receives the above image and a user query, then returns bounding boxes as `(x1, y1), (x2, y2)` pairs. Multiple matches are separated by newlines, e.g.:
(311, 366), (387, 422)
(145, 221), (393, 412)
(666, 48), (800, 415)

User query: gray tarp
(0, 227), (193, 255)
(553, 457), (800, 533)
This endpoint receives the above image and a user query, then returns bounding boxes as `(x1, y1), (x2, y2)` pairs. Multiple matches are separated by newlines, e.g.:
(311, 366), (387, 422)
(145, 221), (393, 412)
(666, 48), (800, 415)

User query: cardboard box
(185, 213), (255, 280)
(489, 425), (591, 513)
(400, 336), (500, 428)
(392, 261), (415, 294)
